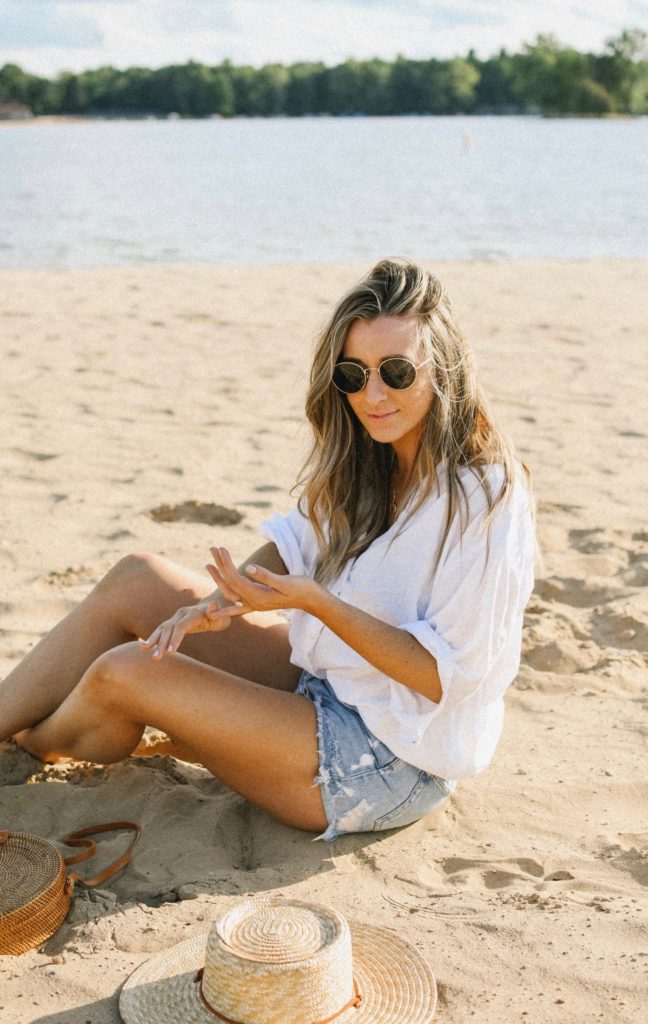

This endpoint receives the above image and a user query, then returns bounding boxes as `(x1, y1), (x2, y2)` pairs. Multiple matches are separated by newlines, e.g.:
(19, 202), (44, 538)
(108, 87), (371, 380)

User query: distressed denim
(296, 671), (455, 842)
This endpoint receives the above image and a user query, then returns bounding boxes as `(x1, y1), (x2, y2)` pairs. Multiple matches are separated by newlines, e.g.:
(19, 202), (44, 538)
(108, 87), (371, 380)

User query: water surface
(1, 116), (647, 267)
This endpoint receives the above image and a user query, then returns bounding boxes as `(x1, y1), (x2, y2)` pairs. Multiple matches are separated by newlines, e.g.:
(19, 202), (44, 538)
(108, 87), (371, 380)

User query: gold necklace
(390, 486), (398, 519)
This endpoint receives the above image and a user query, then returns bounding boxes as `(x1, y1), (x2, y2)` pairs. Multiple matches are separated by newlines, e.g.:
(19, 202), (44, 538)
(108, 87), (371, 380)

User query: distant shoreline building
(0, 102), (33, 120)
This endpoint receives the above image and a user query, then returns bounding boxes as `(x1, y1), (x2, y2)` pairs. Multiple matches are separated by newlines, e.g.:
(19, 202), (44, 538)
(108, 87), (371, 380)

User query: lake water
(1, 115), (647, 267)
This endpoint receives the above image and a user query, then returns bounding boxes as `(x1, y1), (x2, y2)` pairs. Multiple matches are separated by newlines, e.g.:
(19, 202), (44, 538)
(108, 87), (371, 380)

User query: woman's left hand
(206, 547), (322, 617)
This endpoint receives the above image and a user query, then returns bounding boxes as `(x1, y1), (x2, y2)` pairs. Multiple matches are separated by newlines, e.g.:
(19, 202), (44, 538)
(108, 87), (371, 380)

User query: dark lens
(379, 357), (416, 390)
(332, 362), (366, 394)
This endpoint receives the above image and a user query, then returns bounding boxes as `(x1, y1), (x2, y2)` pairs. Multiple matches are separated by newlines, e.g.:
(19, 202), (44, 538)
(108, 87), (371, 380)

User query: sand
(0, 260), (646, 1023)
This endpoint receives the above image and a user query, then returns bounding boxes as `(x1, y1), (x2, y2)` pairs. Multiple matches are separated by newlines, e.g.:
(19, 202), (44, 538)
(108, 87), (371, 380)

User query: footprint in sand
(149, 501), (243, 526)
(44, 565), (97, 587)
(527, 526), (648, 674)
(536, 499), (584, 516)
(588, 609), (648, 652)
(567, 527), (610, 554)
(14, 448), (59, 463)
(533, 576), (612, 609)
(386, 869), (487, 917)
(523, 634), (591, 674)
(598, 835), (648, 886)
(442, 855), (546, 890)
(384, 857), (575, 918)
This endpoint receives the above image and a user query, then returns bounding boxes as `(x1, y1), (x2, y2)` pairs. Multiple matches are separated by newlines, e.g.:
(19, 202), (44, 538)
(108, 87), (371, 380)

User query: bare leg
(0, 553), (300, 741)
(16, 642), (326, 832)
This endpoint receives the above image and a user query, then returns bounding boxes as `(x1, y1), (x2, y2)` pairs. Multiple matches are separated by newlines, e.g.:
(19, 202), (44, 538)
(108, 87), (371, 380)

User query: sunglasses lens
(332, 363), (366, 393)
(380, 358), (417, 390)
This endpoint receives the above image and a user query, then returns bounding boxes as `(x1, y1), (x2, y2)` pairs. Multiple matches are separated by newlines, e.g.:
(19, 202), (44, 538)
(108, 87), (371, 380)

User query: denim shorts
(295, 671), (455, 842)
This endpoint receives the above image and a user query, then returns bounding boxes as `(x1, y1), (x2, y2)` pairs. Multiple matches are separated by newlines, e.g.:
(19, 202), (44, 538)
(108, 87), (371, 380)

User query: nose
(364, 367), (389, 403)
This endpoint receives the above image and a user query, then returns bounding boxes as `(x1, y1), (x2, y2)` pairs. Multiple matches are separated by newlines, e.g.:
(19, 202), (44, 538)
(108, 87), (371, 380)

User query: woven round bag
(0, 821), (140, 955)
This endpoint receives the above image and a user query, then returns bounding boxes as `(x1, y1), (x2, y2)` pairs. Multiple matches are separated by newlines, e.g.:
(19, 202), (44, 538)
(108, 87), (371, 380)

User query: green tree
(210, 64), (236, 117)
(1, 32), (646, 120)
(512, 35), (562, 112)
(230, 65), (256, 115)
(146, 64), (196, 115)
(446, 57), (480, 113)
(553, 48), (594, 113)
(59, 72), (88, 113)
(575, 78), (614, 114)
(472, 50), (520, 111)
(285, 63), (326, 115)
(387, 57), (429, 113)
(323, 61), (364, 115)
(357, 59), (393, 114)
(255, 64), (290, 116)
(0, 63), (33, 105)
(594, 29), (648, 112)
(27, 76), (62, 115)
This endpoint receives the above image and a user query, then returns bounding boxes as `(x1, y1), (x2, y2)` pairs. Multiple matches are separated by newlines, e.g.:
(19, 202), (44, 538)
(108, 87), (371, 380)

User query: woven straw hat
(119, 896), (436, 1024)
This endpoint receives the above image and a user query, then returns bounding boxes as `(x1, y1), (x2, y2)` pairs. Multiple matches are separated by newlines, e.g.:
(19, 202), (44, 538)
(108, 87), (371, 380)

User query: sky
(2, 0), (647, 77)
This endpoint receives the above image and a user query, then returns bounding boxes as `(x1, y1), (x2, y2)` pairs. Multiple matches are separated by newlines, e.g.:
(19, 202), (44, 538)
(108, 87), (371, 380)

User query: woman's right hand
(140, 598), (232, 659)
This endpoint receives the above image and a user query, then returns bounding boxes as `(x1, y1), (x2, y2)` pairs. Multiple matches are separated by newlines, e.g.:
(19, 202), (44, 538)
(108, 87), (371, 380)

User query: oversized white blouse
(261, 464), (535, 781)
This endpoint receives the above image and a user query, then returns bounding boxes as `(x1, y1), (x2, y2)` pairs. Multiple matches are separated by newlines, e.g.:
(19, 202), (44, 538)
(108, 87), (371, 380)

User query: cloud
(0, 1), (103, 48)
(1, 0), (646, 76)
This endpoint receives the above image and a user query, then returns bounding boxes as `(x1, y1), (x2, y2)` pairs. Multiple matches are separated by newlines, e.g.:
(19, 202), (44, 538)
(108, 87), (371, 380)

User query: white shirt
(261, 464), (535, 781)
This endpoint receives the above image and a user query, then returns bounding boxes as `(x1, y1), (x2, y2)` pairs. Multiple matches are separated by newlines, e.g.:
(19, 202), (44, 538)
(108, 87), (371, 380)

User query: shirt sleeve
(260, 504), (315, 577)
(396, 476), (535, 742)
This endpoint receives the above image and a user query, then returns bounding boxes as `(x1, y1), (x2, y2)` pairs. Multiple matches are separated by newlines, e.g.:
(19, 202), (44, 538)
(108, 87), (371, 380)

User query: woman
(1, 259), (535, 841)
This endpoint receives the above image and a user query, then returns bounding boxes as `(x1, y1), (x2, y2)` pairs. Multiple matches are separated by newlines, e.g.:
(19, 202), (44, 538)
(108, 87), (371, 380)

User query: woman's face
(341, 315), (435, 471)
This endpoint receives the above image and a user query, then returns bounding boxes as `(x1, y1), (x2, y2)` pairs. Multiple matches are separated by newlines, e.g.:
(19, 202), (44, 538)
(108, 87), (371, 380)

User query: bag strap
(62, 821), (141, 888)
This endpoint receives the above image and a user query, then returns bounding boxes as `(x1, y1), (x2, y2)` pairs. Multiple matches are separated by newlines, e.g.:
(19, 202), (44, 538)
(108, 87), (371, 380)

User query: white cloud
(0, 0), (103, 50)
(1, 0), (645, 76)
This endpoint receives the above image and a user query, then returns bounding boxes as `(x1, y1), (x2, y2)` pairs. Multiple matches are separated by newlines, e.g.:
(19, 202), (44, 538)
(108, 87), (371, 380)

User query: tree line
(1, 29), (647, 118)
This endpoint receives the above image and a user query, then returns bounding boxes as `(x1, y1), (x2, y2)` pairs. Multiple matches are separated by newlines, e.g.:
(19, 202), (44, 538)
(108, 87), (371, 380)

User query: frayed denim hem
(296, 671), (453, 843)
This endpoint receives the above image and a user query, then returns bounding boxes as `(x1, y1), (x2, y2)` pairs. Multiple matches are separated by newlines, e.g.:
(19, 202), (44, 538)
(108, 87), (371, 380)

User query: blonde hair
(298, 258), (528, 585)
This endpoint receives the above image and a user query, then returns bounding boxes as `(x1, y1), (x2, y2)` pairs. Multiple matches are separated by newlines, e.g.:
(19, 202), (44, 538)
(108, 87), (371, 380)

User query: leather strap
(193, 969), (363, 1024)
(62, 821), (141, 887)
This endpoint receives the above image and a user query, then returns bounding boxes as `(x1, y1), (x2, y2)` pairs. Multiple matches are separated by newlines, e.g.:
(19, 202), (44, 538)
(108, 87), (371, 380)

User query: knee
(80, 643), (140, 707)
(95, 552), (162, 596)
(91, 554), (170, 627)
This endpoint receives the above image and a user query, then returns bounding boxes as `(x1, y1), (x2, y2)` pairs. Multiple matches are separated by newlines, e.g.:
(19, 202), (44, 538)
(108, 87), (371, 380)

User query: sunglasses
(332, 355), (434, 394)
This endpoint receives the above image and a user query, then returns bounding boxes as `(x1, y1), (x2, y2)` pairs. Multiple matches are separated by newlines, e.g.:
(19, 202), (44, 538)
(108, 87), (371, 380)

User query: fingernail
(167, 644), (174, 652)
(234, 601), (243, 608)
(247, 564), (257, 574)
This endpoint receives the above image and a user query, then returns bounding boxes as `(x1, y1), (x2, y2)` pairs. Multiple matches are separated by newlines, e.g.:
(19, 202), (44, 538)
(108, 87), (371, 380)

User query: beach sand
(1, 260), (646, 1022)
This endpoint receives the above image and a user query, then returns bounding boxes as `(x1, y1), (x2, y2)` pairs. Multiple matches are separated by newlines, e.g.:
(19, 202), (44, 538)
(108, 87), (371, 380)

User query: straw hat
(119, 896), (436, 1024)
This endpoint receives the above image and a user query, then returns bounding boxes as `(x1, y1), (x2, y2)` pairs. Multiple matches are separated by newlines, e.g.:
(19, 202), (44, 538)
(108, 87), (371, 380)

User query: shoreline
(1, 254), (646, 273)
(1, 112), (643, 126)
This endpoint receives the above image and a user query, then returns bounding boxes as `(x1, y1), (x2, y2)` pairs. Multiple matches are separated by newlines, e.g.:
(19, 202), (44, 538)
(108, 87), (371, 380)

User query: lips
(367, 411), (397, 421)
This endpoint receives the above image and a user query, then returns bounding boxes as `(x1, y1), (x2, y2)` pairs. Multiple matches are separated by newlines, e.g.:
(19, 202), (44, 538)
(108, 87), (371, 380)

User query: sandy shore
(1, 260), (647, 1022)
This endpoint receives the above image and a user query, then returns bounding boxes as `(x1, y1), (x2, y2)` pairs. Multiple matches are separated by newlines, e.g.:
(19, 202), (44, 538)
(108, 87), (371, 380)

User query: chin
(366, 425), (401, 444)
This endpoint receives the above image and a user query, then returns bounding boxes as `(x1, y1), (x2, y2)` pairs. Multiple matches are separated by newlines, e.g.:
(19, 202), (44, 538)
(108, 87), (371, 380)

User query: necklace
(390, 488), (397, 517)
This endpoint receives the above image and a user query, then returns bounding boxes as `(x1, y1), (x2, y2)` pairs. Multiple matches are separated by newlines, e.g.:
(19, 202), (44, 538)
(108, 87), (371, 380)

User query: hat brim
(119, 921), (436, 1024)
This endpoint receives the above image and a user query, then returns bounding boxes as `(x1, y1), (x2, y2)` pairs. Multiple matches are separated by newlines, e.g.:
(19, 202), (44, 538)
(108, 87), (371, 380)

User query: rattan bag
(0, 821), (141, 955)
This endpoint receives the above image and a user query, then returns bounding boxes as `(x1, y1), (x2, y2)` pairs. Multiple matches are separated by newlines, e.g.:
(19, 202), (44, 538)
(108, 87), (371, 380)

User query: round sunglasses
(332, 355), (434, 394)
